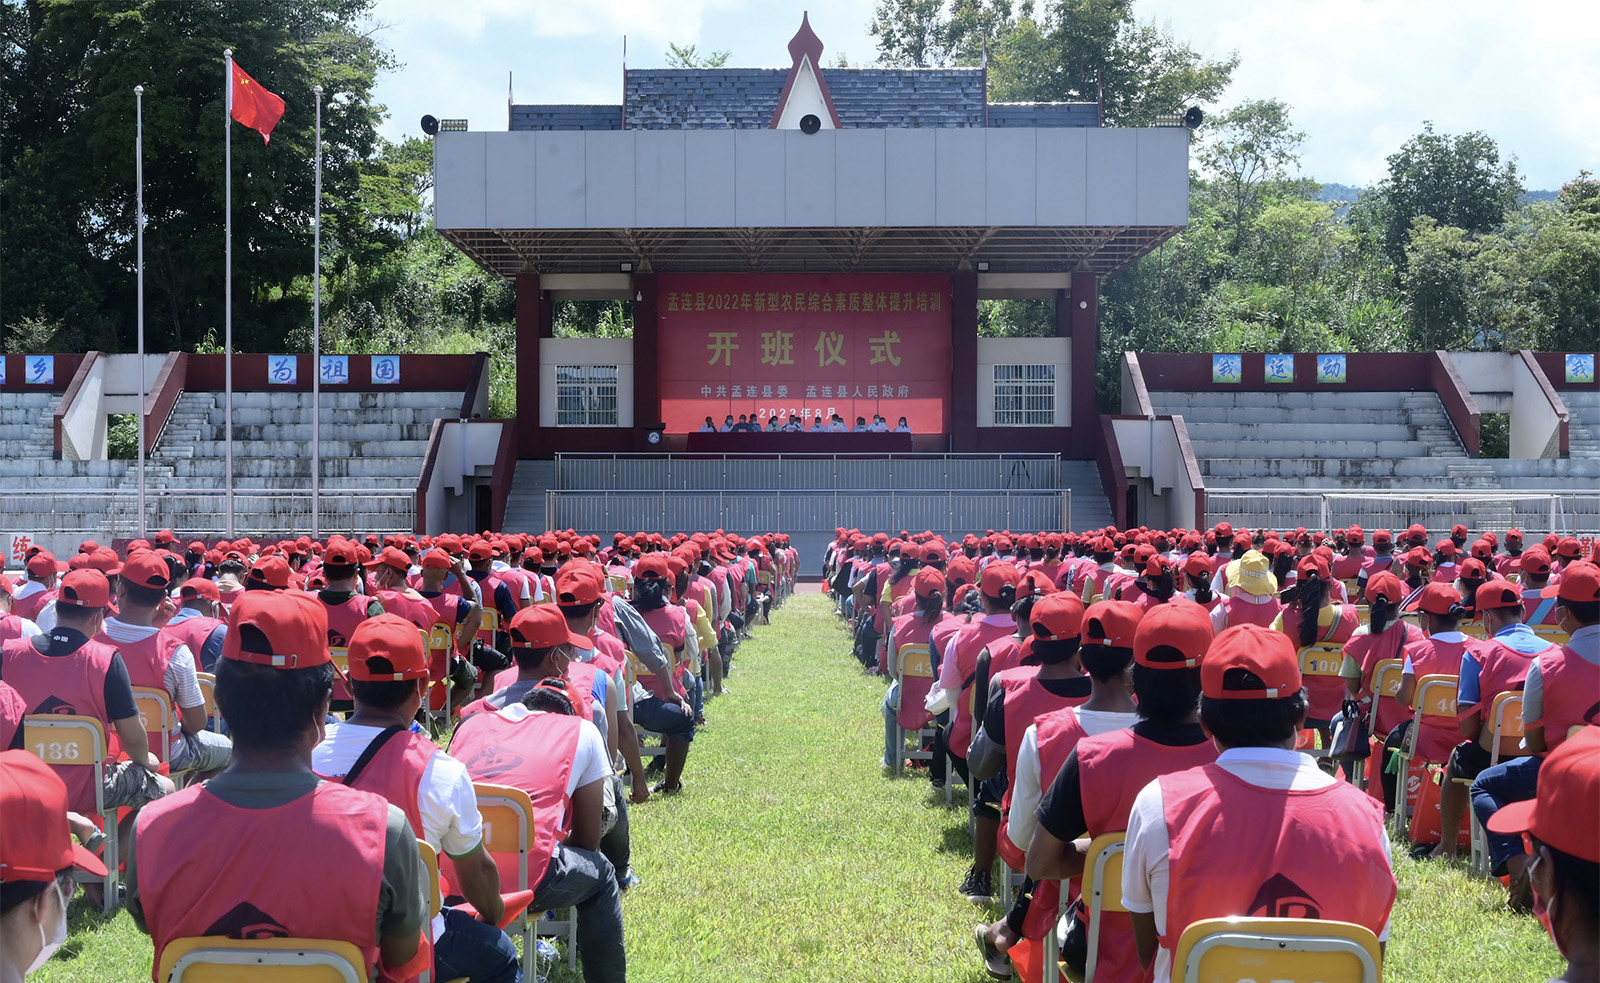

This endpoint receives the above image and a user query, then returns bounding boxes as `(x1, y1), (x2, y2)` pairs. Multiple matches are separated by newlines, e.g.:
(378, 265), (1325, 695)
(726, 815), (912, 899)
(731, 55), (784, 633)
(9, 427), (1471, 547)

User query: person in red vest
(1, 570), (172, 833)
(315, 540), (386, 648)
(1209, 550), (1280, 632)
(629, 553), (698, 795)
(160, 578), (228, 672)
(99, 551), (232, 780)
(1494, 528), (1525, 579)
(1519, 548), (1561, 625)
(1472, 561), (1599, 906)
(0, 750), (110, 978)
(450, 678), (626, 983)
(313, 615), (520, 983)
(931, 562), (1021, 804)
(0, 574), (42, 646)
(1338, 572), (1424, 753)
(1486, 726), (1600, 983)
(11, 553), (59, 625)
(126, 591), (428, 981)
(1428, 579), (1556, 860)
(1122, 624), (1397, 982)
(1271, 553), (1358, 744)
(882, 567), (953, 770)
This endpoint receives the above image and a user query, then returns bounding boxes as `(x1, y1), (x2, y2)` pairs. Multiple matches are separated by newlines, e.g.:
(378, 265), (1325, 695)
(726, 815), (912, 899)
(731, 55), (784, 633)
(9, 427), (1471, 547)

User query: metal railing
(1202, 489), (1598, 538)
(553, 453), (1062, 492)
(0, 488), (416, 541)
(545, 488), (1071, 537)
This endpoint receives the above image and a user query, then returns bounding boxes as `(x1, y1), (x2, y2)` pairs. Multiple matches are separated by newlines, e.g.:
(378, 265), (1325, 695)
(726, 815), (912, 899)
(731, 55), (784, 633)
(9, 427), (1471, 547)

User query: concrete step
(1150, 391), (1417, 411)
(168, 439), (430, 459)
(1184, 422), (1419, 442)
(1188, 439), (1434, 459)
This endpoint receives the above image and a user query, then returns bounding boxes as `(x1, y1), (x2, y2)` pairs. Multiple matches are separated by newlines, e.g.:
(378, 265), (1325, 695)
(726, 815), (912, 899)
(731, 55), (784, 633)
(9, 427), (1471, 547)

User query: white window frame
(992, 363), (1056, 427)
(555, 364), (619, 427)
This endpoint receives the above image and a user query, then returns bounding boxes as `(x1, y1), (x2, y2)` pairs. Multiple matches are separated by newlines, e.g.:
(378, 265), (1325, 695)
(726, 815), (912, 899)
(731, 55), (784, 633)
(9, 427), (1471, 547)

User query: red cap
(1542, 561), (1600, 603)
(1202, 625), (1302, 700)
(154, 529), (176, 545)
(25, 552), (60, 578)
(0, 750), (109, 881)
(634, 554), (673, 581)
(979, 562), (1021, 596)
(420, 548), (453, 570)
(1520, 548), (1552, 576)
(468, 540), (496, 562)
(1487, 725), (1600, 862)
(179, 579), (220, 602)
(221, 591), (331, 669)
(365, 546), (412, 574)
(1182, 552), (1213, 577)
(922, 542), (948, 564)
(245, 555), (292, 590)
(1134, 599), (1214, 669)
(347, 614), (430, 682)
(1402, 582), (1464, 617)
(1404, 546), (1432, 567)
(1373, 529), (1393, 546)
(1142, 554), (1170, 578)
(322, 540), (361, 566)
(1458, 557), (1488, 581)
(1505, 528), (1523, 544)
(1470, 540), (1493, 560)
(1082, 600), (1141, 648)
(1295, 554), (1329, 580)
(1475, 579), (1523, 613)
(1406, 523), (1428, 542)
(912, 567), (946, 600)
(1030, 592), (1084, 642)
(1435, 540), (1457, 558)
(1365, 572), (1405, 605)
(436, 534), (463, 553)
(57, 569), (111, 608)
(120, 551), (173, 591)
(1555, 537), (1584, 561)
(507, 605), (590, 649)
(556, 563), (605, 605)
(1451, 524), (1468, 538)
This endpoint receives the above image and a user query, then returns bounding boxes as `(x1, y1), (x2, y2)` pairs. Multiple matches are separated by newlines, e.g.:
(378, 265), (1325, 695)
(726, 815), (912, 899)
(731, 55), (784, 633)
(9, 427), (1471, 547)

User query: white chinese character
(867, 385), (878, 398)
(822, 386), (833, 398)
(716, 385), (728, 397)
(701, 386), (713, 397)
(762, 385), (773, 398)
(777, 385), (789, 398)
(731, 386), (743, 398)
(806, 385), (818, 398)
(898, 385), (909, 398)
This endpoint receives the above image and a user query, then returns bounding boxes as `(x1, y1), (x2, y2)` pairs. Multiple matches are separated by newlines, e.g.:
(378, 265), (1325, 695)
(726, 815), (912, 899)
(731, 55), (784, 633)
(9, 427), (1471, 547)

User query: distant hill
(1312, 182), (1558, 206)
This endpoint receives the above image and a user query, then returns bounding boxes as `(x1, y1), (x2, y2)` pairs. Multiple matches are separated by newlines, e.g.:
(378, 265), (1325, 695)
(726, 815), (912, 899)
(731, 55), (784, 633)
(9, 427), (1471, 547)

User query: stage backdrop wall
(656, 274), (952, 434)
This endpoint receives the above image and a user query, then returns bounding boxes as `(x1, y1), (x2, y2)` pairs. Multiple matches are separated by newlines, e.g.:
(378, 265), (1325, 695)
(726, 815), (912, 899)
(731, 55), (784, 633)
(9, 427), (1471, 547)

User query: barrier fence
(1202, 490), (1598, 539)
(553, 453), (1062, 492)
(546, 488), (1073, 539)
(0, 489), (416, 545)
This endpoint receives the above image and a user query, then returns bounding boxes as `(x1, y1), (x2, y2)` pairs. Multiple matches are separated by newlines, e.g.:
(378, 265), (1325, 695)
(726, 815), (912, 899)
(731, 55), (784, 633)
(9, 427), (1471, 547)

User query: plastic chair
(474, 783), (576, 976)
(1395, 673), (1459, 840)
(891, 642), (937, 777)
(329, 647), (351, 705)
(1296, 644), (1344, 758)
(195, 672), (223, 734)
(605, 573), (631, 598)
(132, 685), (177, 765)
(623, 650), (668, 771)
(1172, 917), (1382, 983)
(1466, 692), (1525, 875)
(1045, 833), (1127, 983)
(480, 608), (502, 637)
(158, 936), (367, 982)
(22, 715), (118, 911)
(1531, 625), (1569, 647)
(1354, 659), (1404, 790)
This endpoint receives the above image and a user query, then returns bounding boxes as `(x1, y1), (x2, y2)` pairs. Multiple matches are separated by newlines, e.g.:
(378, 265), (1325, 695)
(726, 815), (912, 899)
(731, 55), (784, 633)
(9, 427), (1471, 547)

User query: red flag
(230, 61), (285, 143)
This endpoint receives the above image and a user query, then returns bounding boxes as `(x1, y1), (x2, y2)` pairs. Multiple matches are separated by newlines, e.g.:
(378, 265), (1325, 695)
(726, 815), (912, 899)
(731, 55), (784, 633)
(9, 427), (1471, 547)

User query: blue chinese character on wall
(1265, 354), (1294, 384)
(26, 356), (54, 386)
(1316, 354), (1347, 384)
(320, 356), (349, 385)
(371, 355), (400, 385)
(268, 356), (298, 385)
(1567, 354), (1595, 385)
(1211, 354), (1241, 384)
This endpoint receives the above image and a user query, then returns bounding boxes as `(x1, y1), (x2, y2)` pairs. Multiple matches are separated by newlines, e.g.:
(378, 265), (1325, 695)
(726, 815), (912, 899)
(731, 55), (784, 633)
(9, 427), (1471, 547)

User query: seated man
(314, 615), (520, 983)
(0, 573), (43, 644)
(128, 592), (427, 982)
(628, 556), (698, 794)
(160, 578), (228, 672)
(450, 679), (626, 983)
(1122, 625), (1396, 982)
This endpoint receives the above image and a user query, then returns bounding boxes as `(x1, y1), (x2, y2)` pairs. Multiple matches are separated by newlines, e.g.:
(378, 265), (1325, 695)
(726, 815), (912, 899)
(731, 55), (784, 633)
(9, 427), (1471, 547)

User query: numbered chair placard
(268, 355), (298, 385)
(371, 355), (400, 385)
(320, 355), (349, 385)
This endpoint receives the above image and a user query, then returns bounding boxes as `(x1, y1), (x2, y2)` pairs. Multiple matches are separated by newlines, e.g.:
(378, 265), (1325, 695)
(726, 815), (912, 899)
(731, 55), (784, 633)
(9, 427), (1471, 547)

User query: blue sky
(368, 0), (1597, 191)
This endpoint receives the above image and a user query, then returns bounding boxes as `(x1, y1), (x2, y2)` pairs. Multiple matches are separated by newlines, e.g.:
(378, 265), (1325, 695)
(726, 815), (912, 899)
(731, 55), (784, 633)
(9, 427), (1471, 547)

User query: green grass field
(35, 592), (1563, 982)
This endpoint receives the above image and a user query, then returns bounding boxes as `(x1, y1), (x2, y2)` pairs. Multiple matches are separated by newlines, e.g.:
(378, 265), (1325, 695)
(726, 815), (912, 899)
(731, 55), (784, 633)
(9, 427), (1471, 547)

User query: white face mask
(26, 878), (69, 974)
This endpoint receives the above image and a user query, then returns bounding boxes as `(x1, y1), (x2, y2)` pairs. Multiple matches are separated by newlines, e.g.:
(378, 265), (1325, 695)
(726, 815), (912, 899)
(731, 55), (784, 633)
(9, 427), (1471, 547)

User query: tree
(1195, 99), (1307, 254)
(665, 43), (729, 69)
(1402, 217), (1477, 351)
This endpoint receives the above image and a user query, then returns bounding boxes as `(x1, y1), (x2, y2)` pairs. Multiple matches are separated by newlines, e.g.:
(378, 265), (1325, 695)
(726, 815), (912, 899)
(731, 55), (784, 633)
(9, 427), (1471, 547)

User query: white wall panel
(534, 132), (586, 228)
(633, 130), (687, 228)
(683, 131), (737, 227)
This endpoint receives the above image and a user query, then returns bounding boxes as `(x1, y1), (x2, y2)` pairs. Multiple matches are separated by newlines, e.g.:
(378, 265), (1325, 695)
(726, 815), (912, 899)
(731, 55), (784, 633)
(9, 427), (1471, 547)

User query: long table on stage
(683, 432), (915, 453)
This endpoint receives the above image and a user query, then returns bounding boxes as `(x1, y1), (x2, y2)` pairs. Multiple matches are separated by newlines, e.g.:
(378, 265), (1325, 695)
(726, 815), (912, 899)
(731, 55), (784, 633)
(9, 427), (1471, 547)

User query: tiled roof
(511, 105), (623, 131)
(988, 102), (1099, 127)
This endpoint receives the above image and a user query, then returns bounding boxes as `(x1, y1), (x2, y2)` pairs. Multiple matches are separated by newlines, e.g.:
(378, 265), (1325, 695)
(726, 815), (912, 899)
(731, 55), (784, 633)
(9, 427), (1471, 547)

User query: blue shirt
(1457, 623), (1553, 707)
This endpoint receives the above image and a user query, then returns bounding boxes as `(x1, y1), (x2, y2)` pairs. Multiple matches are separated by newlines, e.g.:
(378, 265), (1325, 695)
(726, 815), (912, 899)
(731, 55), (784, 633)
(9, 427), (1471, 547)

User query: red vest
(994, 667), (1088, 807)
(1494, 554), (1523, 578)
(1531, 647), (1600, 748)
(0, 614), (32, 644)
(321, 594), (374, 649)
(1344, 621), (1422, 735)
(1402, 635), (1477, 761)
(449, 710), (582, 887)
(636, 604), (688, 700)
(891, 611), (946, 731)
(137, 782), (388, 980)
(102, 628), (184, 693)
(378, 590), (442, 632)
(11, 587), (54, 623)
(161, 614), (225, 669)
(2, 635), (117, 814)
(482, 662), (598, 721)
(0, 679), (24, 750)
(1219, 594), (1282, 629)
(1278, 604), (1359, 721)
(948, 619), (1019, 756)
(1330, 552), (1364, 581)
(1157, 764), (1396, 951)
(1360, 553), (1397, 581)
(1033, 706), (1091, 796)
(1471, 638), (1545, 716)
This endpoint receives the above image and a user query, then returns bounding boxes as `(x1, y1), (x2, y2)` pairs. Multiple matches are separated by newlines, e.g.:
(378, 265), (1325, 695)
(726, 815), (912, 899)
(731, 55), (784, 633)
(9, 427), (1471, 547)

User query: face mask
(27, 879), (69, 973)
(1527, 853), (1567, 960)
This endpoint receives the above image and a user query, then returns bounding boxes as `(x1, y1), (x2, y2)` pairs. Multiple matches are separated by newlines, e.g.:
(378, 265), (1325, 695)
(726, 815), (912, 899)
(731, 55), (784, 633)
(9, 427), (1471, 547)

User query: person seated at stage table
(850, 417), (867, 433)
(765, 417), (780, 432)
(718, 415), (734, 432)
(828, 414), (846, 433)
(783, 414), (804, 432)
(869, 415), (888, 433)
(699, 416), (715, 433)
(894, 417), (911, 433)
(809, 415), (827, 433)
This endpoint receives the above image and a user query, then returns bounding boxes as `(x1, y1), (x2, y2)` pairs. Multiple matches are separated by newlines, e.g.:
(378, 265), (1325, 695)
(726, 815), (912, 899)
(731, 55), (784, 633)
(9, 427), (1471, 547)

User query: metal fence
(546, 488), (1072, 538)
(0, 489), (416, 544)
(553, 454), (1062, 492)
(1203, 490), (1599, 539)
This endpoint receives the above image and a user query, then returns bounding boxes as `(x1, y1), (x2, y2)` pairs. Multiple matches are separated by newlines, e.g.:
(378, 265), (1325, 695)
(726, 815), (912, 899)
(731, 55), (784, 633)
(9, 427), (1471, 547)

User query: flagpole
(311, 85), (322, 538)
(224, 48), (235, 537)
(135, 85), (147, 539)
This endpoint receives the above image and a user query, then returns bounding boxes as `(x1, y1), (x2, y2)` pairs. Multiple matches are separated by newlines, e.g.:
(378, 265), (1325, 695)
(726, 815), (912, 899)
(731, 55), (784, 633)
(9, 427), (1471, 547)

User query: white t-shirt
(100, 617), (203, 709)
(1, 614), (40, 638)
(1122, 746), (1393, 983)
(1008, 709), (1141, 850)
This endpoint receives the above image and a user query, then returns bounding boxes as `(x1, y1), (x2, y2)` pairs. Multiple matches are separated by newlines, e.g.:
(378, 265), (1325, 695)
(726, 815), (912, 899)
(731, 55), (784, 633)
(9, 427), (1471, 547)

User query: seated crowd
(0, 527), (797, 983)
(826, 523), (1598, 982)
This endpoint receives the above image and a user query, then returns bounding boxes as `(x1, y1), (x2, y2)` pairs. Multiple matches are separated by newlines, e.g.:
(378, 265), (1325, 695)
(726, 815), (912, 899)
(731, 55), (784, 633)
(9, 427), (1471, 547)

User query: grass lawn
(34, 592), (1563, 982)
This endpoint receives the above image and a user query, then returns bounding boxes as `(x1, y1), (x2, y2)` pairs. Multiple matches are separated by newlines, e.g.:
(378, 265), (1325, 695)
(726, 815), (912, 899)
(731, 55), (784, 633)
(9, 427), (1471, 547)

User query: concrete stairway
(503, 460), (557, 531)
(1566, 390), (1599, 458)
(0, 393), (60, 461)
(1061, 459), (1115, 530)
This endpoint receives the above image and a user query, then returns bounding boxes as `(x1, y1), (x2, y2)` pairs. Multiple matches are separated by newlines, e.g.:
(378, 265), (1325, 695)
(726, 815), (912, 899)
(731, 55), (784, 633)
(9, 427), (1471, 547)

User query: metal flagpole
(312, 85), (322, 538)
(224, 49), (235, 536)
(135, 86), (147, 539)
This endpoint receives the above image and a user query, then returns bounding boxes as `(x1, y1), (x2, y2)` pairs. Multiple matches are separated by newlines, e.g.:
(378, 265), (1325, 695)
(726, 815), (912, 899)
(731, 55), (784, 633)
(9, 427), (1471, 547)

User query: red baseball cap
(322, 539), (361, 566)
(1134, 599), (1213, 669)
(347, 614), (430, 682)
(1487, 725), (1600, 863)
(0, 750), (108, 881)
(420, 548), (453, 570)
(154, 529), (176, 545)
(1402, 582), (1463, 616)
(979, 562), (1021, 596)
(179, 578), (221, 602)
(1082, 599), (1141, 648)
(468, 540), (496, 562)
(364, 546), (413, 574)
(57, 569), (111, 609)
(1363, 572), (1404, 605)
(1030, 592), (1084, 642)
(245, 555), (292, 590)
(634, 554), (673, 581)
(1451, 524), (1468, 539)
(120, 550), (173, 591)
(1470, 540), (1493, 560)
(1372, 529), (1393, 546)
(1295, 554), (1329, 580)
(221, 591), (331, 669)
(1406, 524), (1428, 542)
(1435, 540), (1458, 558)
(1520, 548), (1552, 576)
(1555, 538), (1584, 561)
(1458, 557), (1488, 581)
(1404, 546), (1432, 567)
(1475, 579), (1523, 613)
(1542, 561), (1600, 603)
(556, 563), (605, 605)
(1182, 552), (1213, 577)
(25, 552), (60, 578)
(1202, 625), (1302, 701)
(1504, 528), (1523, 544)
(913, 567), (946, 600)
(922, 542), (948, 564)
(507, 605), (589, 649)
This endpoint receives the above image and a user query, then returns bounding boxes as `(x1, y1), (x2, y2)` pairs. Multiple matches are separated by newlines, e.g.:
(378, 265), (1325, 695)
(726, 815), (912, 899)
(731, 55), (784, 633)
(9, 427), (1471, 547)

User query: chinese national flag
(230, 61), (285, 143)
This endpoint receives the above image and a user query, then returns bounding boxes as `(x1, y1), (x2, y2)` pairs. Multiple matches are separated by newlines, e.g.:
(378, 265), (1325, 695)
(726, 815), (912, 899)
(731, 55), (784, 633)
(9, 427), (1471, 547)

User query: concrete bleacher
(1566, 389), (1600, 458)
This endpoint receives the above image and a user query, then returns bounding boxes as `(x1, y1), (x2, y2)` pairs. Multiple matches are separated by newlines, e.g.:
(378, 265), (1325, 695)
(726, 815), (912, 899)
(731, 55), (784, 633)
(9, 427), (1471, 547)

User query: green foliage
(977, 298), (1054, 337)
(1479, 413), (1509, 459)
(106, 413), (138, 460)
(664, 42), (730, 69)
(554, 301), (633, 339)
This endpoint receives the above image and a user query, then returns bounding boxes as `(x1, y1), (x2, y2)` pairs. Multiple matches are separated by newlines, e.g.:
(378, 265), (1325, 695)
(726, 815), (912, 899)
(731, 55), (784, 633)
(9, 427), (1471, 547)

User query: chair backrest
(474, 782), (535, 891)
(1459, 622), (1486, 639)
(1489, 691), (1525, 764)
(1532, 625), (1570, 647)
(897, 643), (934, 680)
(159, 936), (367, 983)
(1414, 674), (1459, 721)
(195, 672), (223, 733)
(417, 840), (443, 919)
(426, 623), (454, 653)
(329, 647), (349, 674)
(606, 574), (630, 596)
(1172, 917), (1382, 983)
(131, 685), (175, 762)
(1298, 643), (1343, 679)
(1085, 833), (1128, 916)
(22, 714), (106, 778)
(480, 608), (501, 634)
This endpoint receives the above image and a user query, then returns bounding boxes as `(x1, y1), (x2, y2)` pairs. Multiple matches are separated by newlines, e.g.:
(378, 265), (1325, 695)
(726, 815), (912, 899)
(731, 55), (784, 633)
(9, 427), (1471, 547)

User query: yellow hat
(1232, 550), (1278, 597)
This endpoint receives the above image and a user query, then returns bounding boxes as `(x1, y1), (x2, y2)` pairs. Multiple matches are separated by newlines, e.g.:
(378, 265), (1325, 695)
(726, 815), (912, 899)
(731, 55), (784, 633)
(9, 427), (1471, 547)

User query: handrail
(459, 351), (490, 419)
(143, 352), (188, 454)
(548, 487), (1069, 495)
(1121, 351), (1154, 417)
(1518, 349), (1570, 457)
(1430, 350), (1481, 457)
(1169, 414), (1207, 527)
(1096, 416), (1129, 529)
(52, 351), (103, 459)
(414, 418), (448, 534)
(488, 420), (516, 531)
(553, 452), (1061, 460)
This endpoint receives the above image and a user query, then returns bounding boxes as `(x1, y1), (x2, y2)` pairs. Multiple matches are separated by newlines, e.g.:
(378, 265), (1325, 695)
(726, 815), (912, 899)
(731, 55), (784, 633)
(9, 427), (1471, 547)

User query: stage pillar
(1068, 271), (1100, 458)
(950, 272), (979, 452)
(631, 274), (660, 450)
(514, 273), (548, 458)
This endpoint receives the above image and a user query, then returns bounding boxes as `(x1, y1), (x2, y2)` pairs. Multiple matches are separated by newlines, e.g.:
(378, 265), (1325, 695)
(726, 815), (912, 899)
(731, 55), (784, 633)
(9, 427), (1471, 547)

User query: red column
(1069, 271), (1100, 459)
(631, 274), (660, 449)
(950, 272), (979, 452)
(514, 273), (543, 458)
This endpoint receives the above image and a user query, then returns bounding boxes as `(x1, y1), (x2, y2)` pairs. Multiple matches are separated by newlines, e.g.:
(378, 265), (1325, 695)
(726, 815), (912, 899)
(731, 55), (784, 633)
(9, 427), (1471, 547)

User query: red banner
(657, 273), (951, 434)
